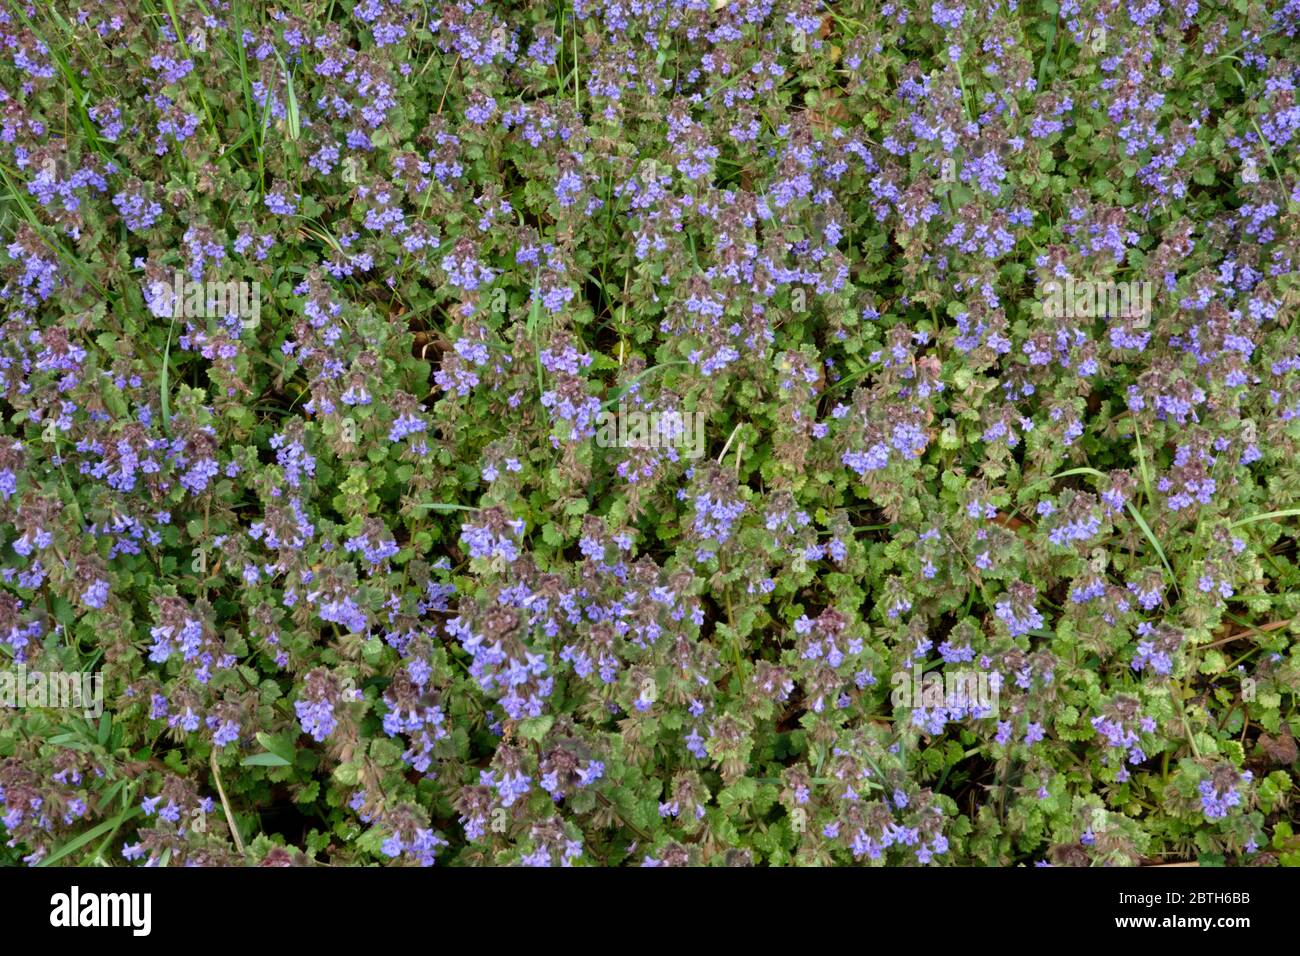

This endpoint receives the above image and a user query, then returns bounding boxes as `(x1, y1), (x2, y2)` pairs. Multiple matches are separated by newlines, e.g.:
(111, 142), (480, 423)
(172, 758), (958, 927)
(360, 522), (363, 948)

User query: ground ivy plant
(1, 0), (1299, 867)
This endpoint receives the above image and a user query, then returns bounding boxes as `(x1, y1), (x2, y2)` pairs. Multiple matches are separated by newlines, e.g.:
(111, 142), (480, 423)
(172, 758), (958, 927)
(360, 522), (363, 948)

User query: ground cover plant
(1, 0), (1299, 868)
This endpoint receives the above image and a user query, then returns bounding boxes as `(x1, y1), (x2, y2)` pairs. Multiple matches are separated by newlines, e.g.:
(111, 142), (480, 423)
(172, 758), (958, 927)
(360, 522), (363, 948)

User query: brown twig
(210, 750), (246, 855)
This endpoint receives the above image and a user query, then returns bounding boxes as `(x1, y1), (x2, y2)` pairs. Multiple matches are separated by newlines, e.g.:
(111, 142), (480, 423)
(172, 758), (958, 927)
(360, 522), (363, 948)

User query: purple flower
(82, 578), (110, 609)
(995, 583), (1045, 637)
(296, 698), (337, 743)
(265, 190), (299, 215)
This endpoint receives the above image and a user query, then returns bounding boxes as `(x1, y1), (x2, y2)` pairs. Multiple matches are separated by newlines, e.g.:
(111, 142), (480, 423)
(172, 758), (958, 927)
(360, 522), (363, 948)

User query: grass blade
(38, 805), (142, 867)
(1230, 508), (1300, 529)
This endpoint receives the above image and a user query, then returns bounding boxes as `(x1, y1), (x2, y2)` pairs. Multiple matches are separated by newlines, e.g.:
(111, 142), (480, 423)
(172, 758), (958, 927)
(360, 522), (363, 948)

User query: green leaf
(255, 731), (297, 764)
(517, 715), (554, 742)
(241, 751), (292, 767)
(1198, 650), (1227, 675)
